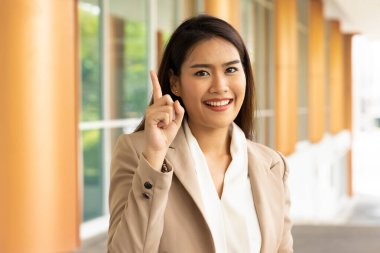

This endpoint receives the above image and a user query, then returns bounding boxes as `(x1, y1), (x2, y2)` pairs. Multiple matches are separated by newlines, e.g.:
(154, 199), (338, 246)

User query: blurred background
(1, 0), (380, 252)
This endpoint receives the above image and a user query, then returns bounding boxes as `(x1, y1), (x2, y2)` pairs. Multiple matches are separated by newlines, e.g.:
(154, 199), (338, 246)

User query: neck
(188, 122), (231, 157)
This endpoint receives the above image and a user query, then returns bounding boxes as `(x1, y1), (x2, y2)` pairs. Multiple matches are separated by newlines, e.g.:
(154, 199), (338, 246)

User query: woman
(108, 15), (293, 253)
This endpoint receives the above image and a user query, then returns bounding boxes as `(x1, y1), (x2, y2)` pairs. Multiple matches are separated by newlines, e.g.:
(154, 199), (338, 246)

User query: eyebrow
(189, 60), (241, 68)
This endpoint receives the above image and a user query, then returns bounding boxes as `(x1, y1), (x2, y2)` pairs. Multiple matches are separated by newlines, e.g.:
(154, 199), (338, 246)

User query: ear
(169, 69), (181, 96)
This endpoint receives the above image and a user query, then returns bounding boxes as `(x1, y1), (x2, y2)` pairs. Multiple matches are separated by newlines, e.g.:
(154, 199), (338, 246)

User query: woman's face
(171, 37), (246, 133)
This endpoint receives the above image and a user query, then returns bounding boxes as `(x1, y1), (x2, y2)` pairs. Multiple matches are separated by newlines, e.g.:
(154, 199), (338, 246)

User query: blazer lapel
(166, 128), (284, 252)
(165, 127), (208, 222)
(248, 144), (282, 253)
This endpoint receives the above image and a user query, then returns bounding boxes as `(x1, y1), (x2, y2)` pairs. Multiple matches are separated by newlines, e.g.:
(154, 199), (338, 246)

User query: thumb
(173, 100), (185, 125)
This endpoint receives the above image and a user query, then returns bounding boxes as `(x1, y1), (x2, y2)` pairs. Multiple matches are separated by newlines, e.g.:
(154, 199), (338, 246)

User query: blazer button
(142, 192), (151, 199)
(144, 181), (153, 189)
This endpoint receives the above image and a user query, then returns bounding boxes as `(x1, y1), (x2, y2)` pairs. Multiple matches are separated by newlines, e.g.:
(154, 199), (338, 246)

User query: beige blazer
(108, 126), (293, 253)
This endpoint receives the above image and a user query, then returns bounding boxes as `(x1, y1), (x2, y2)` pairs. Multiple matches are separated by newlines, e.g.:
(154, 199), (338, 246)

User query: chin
(204, 118), (235, 129)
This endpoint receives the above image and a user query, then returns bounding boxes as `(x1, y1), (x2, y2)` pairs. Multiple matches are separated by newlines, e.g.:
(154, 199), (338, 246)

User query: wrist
(142, 149), (167, 171)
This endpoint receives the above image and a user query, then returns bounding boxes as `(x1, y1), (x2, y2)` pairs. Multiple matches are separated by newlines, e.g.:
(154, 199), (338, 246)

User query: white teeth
(205, 100), (230, 107)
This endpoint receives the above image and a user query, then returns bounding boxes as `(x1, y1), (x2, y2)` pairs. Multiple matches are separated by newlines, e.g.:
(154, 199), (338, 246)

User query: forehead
(183, 37), (241, 65)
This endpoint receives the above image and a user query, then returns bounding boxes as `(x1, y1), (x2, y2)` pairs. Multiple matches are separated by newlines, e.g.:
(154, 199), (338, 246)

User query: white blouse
(184, 121), (261, 253)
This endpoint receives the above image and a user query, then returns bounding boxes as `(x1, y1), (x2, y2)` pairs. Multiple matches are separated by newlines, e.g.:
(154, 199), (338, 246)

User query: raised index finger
(150, 70), (162, 102)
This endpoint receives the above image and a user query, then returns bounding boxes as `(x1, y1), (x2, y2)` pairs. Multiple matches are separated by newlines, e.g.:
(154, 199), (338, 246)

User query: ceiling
(323, 0), (380, 40)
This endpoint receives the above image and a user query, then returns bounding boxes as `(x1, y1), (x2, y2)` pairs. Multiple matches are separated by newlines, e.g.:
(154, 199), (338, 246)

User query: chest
(159, 176), (215, 253)
(205, 154), (232, 198)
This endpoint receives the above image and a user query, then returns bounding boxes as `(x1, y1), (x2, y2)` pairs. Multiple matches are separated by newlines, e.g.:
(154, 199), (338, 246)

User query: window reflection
(79, 0), (104, 222)
(297, 0), (309, 141)
(82, 129), (103, 221)
(78, 0), (198, 224)
(252, 1), (275, 148)
(79, 0), (102, 121)
(109, 0), (149, 120)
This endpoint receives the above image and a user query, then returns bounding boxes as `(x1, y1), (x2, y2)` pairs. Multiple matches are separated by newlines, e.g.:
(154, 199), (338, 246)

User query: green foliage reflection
(82, 129), (103, 221)
(123, 20), (148, 118)
(79, 4), (102, 121)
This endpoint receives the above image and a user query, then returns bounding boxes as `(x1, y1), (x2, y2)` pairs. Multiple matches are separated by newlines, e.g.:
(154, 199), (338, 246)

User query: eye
(226, 67), (238, 73)
(194, 70), (210, 77)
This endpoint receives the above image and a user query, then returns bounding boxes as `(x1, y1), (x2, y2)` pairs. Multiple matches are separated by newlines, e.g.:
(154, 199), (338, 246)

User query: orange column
(110, 16), (125, 146)
(0, 0), (80, 252)
(308, 0), (325, 142)
(110, 16), (125, 120)
(328, 20), (344, 134)
(204, 0), (241, 31)
(157, 30), (165, 69)
(204, 0), (230, 21)
(343, 34), (354, 131)
(228, 0), (242, 32)
(274, 0), (298, 155)
(181, 0), (196, 20)
(343, 34), (354, 197)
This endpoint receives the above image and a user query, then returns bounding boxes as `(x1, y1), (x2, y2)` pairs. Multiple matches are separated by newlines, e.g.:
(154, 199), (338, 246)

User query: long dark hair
(135, 14), (255, 140)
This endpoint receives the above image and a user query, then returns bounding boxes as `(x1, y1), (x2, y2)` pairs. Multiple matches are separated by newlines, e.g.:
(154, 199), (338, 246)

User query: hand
(143, 70), (185, 171)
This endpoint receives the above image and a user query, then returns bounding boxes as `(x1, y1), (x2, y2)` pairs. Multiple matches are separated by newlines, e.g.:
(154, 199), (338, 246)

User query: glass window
(297, 0), (309, 141)
(78, 0), (198, 227)
(157, 0), (178, 65)
(109, 0), (149, 120)
(156, 0), (197, 65)
(179, 0), (197, 21)
(79, 0), (104, 222)
(252, 0), (275, 148)
(79, 0), (102, 122)
(241, 0), (255, 55)
(82, 129), (104, 221)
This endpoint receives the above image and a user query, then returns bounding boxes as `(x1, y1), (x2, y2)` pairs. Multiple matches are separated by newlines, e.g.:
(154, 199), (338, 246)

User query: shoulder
(118, 130), (145, 142)
(246, 140), (288, 177)
(110, 130), (147, 175)
(246, 140), (284, 163)
(114, 130), (146, 154)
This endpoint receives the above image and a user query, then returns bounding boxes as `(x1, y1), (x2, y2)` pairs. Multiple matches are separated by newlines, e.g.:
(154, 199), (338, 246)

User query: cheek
(180, 81), (204, 100)
(180, 85), (207, 115)
(234, 75), (247, 96)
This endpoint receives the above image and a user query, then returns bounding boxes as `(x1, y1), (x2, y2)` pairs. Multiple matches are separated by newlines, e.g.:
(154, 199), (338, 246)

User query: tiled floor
(293, 195), (380, 253)
(293, 224), (380, 253)
(345, 195), (380, 226)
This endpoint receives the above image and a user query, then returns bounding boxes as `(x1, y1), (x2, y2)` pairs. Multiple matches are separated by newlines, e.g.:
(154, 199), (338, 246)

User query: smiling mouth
(204, 99), (233, 107)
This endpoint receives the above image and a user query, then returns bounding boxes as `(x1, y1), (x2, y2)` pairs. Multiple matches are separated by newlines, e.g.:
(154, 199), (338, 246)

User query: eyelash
(194, 70), (209, 76)
(226, 67), (238, 73)
(194, 67), (239, 76)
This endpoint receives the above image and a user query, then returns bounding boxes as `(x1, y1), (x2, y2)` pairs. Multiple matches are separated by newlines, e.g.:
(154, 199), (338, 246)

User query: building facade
(0, 0), (354, 252)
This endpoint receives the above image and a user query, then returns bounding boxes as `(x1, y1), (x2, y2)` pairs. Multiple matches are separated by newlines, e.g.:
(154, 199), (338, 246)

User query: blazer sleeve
(277, 152), (294, 253)
(107, 134), (173, 253)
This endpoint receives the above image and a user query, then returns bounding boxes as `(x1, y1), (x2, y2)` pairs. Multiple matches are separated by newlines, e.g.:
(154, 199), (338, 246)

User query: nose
(209, 73), (228, 94)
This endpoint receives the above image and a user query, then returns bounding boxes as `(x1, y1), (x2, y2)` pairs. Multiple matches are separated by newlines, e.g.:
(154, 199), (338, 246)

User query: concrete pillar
(328, 20), (345, 134)
(0, 0), (80, 252)
(308, 0), (326, 143)
(204, 0), (241, 31)
(343, 34), (354, 131)
(204, 0), (230, 21)
(343, 34), (354, 197)
(274, 0), (298, 155)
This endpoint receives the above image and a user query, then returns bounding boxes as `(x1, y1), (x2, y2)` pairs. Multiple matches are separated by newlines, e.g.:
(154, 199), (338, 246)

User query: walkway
(293, 195), (380, 253)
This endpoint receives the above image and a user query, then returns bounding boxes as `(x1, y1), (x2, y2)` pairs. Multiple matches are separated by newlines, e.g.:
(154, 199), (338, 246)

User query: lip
(203, 98), (233, 112)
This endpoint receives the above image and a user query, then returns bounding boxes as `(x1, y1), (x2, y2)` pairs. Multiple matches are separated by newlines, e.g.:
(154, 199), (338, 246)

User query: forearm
(108, 136), (173, 253)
